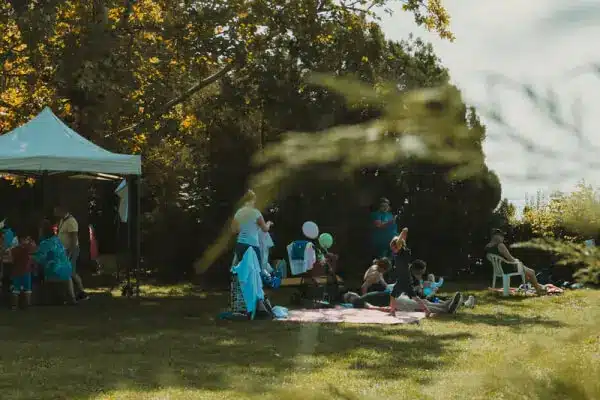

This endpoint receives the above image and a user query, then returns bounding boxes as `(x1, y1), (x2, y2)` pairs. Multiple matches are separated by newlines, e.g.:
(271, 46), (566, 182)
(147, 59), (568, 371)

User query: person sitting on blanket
(485, 228), (545, 295)
(361, 257), (391, 294)
(342, 290), (463, 317)
(387, 259), (470, 316)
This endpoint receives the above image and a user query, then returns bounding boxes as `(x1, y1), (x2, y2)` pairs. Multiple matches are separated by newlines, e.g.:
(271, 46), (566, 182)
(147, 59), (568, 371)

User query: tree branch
(117, 63), (235, 134)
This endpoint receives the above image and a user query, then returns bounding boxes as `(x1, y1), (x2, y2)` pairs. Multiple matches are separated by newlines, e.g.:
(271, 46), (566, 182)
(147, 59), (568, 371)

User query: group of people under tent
(349, 197), (549, 317)
(0, 205), (91, 310)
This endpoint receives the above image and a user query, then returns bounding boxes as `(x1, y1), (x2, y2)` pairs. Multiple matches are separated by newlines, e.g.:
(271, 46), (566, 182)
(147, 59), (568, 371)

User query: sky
(378, 0), (600, 210)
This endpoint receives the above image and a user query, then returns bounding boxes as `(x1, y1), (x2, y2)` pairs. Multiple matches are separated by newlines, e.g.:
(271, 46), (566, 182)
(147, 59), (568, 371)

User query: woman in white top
(231, 190), (273, 264)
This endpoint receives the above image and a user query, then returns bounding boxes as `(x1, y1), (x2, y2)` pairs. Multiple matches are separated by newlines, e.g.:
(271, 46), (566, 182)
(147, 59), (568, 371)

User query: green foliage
(512, 182), (600, 284)
(196, 71), (501, 273)
(1, 0), (497, 280)
(490, 198), (516, 230)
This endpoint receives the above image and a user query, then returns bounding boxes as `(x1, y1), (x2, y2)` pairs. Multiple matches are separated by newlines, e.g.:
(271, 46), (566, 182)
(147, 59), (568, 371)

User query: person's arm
(412, 296), (431, 317)
(65, 232), (78, 252)
(498, 243), (517, 262)
(231, 218), (240, 233)
(379, 274), (388, 287)
(257, 216), (273, 232)
(62, 219), (79, 253)
(360, 281), (368, 295)
(364, 302), (392, 312)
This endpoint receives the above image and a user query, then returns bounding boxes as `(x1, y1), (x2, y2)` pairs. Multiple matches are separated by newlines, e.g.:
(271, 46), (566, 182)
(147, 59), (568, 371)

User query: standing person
(34, 219), (77, 305)
(370, 198), (398, 259)
(54, 205), (89, 300)
(9, 227), (37, 310)
(485, 229), (545, 295)
(231, 190), (273, 264)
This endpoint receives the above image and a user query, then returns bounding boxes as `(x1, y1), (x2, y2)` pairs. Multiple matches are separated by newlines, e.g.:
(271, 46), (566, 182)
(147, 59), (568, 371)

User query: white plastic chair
(486, 253), (526, 297)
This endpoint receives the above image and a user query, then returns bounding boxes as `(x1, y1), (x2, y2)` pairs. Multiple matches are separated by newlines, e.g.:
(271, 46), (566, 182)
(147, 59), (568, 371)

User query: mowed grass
(0, 283), (598, 400)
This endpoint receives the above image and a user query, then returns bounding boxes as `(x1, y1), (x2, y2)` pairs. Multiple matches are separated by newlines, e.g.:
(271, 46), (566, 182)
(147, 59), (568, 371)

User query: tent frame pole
(126, 175), (141, 297)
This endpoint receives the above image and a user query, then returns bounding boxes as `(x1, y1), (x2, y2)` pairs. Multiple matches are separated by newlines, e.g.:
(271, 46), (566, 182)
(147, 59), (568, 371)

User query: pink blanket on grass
(282, 306), (425, 325)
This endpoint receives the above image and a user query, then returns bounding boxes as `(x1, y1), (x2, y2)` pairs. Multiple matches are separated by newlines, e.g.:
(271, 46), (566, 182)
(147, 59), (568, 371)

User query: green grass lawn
(0, 284), (598, 400)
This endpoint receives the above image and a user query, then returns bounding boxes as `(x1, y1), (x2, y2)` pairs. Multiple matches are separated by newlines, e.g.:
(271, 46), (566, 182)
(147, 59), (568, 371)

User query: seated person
(387, 258), (467, 316)
(485, 229), (545, 294)
(33, 220), (77, 305)
(420, 273), (439, 298)
(343, 290), (463, 317)
(361, 257), (391, 294)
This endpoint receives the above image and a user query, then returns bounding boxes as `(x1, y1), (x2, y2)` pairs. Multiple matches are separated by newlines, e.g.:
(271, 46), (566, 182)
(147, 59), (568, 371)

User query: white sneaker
(464, 295), (476, 308)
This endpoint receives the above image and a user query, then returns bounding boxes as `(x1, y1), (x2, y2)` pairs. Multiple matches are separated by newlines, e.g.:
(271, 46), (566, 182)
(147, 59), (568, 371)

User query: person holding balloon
(370, 198), (399, 259)
(231, 190), (274, 264)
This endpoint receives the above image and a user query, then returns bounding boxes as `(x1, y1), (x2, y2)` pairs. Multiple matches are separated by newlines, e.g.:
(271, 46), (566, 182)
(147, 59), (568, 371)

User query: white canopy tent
(0, 107), (142, 295)
(0, 107), (141, 175)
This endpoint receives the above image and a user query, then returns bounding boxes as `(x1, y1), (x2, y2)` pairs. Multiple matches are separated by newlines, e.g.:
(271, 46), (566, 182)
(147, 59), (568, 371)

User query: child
(9, 233), (37, 310)
(361, 257), (392, 294)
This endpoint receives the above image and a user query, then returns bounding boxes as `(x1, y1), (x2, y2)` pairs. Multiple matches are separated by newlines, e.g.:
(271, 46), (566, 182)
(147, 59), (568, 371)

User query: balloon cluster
(302, 221), (334, 250)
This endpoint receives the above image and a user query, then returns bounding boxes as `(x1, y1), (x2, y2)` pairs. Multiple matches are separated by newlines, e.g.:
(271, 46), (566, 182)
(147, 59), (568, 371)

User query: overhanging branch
(117, 63), (234, 134)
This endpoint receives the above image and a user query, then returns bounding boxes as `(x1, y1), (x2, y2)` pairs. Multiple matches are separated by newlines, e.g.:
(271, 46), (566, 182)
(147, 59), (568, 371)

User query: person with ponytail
(231, 190), (274, 265)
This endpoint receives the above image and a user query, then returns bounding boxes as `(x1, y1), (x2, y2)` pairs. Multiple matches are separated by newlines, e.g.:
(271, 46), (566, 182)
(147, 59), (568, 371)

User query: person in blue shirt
(1, 219), (17, 250)
(33, 220), (77, 305)
(370, 198), (398, 259)
(231, 190), (274, 265)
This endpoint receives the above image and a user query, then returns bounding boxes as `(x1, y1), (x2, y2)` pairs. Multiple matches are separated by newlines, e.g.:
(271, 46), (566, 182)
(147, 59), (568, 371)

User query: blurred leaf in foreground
(195, 75), (488, 272)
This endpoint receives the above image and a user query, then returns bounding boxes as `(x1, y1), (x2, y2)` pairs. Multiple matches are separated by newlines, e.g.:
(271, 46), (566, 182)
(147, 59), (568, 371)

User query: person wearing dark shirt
(388, 259), (464, 316)
(390, 259), (427, 299)
(343, 291), (393, 310)
(485, 229), (545, 294)
(343, 290), (463, 316)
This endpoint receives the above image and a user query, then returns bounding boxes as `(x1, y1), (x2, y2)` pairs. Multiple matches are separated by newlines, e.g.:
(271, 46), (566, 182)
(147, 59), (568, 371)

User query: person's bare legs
(523, 265), (545, 293)
(72, 273), (85, 293)
(66, 279), (77, 304)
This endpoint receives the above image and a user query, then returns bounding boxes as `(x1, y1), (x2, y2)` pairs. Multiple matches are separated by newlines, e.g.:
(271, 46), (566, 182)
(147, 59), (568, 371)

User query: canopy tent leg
(126, 175), (141, 297)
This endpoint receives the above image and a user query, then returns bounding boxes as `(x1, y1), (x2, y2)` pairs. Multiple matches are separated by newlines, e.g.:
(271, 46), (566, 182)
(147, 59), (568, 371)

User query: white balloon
(302, 221), (319, 239)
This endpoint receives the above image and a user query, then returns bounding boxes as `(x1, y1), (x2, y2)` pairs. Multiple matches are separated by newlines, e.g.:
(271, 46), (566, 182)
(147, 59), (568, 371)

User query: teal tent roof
(0, 107), (141, 175)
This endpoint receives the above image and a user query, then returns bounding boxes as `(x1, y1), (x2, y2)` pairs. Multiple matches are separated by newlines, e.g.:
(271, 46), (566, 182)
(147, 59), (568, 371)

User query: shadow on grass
(0, 293), (472, 400)
(445, 311), (565, 330)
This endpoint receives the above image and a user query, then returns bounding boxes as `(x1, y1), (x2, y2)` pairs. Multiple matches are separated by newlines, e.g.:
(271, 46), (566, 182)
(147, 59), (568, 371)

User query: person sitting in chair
(485, 229), (545, 295)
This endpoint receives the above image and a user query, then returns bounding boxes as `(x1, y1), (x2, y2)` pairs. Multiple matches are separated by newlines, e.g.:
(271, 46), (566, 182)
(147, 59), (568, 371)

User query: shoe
(448, 292), (463, 314)
(464, 295), (476, 308)
(77, 292), (90, 301)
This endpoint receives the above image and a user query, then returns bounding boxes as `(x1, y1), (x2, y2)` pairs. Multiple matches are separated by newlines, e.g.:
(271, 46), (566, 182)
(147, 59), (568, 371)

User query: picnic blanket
(488, 283), (564, 296)
(280, 306), (425, 325)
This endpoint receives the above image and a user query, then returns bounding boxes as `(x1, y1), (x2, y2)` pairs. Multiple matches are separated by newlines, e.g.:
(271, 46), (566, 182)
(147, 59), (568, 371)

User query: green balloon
(319, 233), (333, 249)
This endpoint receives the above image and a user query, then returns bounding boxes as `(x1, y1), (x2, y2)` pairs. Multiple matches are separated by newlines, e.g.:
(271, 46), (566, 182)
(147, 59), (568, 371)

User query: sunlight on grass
(1, 286), (598, 400)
